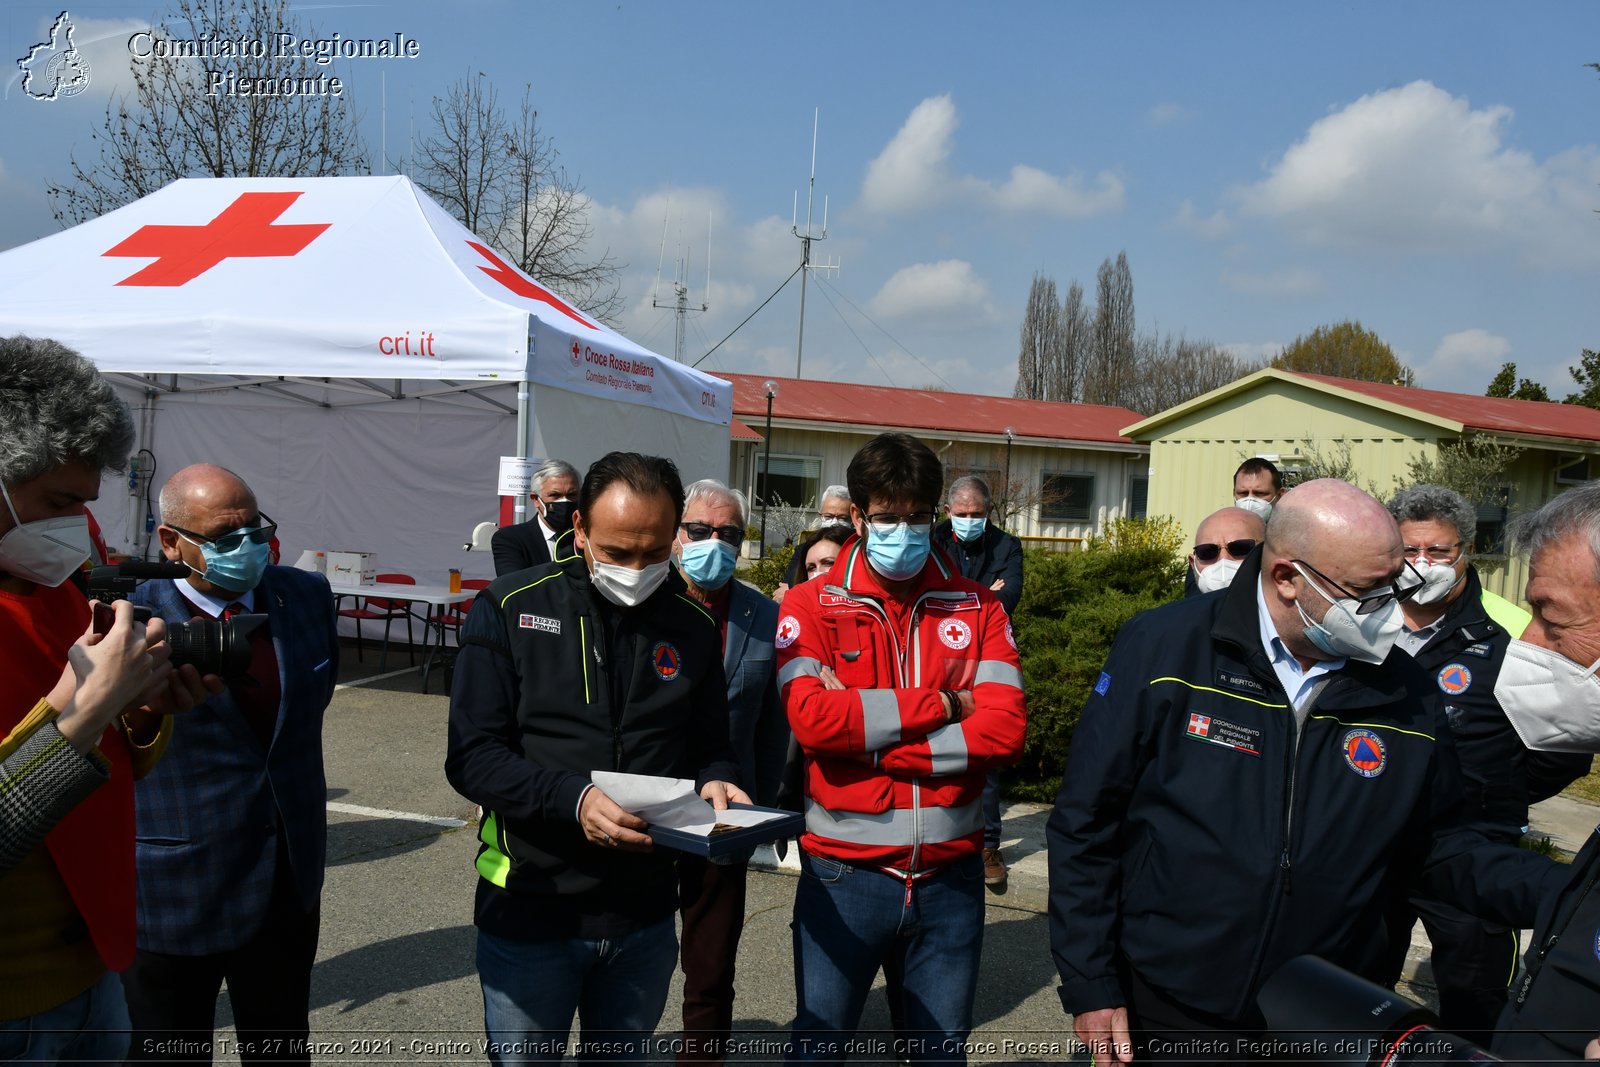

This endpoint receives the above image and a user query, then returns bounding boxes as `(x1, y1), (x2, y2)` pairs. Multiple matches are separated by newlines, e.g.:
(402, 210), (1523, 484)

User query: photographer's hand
(1073, 1006), (1132, 1067)
(120, 617), (226, 743)
(49, 601), (171, 754)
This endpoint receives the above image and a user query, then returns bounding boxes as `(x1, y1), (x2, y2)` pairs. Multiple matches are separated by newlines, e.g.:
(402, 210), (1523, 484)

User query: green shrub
(742, 545), (794, 597)
(1007, 518), (1187, 799)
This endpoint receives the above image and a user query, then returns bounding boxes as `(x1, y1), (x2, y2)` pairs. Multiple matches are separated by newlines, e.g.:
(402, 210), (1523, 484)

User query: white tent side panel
(99, 382), (735, 611)
(99, 387), (515, 591)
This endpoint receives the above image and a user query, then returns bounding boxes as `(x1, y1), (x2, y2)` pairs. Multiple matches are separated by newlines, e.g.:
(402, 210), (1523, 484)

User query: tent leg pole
(514, 381), (535, 526)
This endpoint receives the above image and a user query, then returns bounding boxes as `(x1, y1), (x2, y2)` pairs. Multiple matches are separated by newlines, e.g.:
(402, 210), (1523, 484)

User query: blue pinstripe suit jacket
(129, 566), (339, 954)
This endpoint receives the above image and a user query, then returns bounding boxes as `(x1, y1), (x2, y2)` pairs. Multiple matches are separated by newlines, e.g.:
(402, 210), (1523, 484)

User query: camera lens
(165, 615), (266, 677)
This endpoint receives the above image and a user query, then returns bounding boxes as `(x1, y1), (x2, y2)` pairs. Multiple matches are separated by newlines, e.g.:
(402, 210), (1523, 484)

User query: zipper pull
(904, 873), (914, 909)
(1280, 849), (1292, 895)
(1538, 933), (1558, 959)
(1515, 971), (1534, 1005)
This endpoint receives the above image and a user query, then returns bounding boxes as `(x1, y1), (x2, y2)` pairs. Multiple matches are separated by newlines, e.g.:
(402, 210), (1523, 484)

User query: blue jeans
(787, 852), (984, 1067)
(476, 920), (677, 1067)
(982, 771), (1002, 849)
(0, 970), (130, 1066)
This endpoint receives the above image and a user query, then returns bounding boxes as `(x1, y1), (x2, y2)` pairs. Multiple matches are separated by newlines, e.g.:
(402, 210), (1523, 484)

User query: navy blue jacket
(130, 567), (338, 953)
(1494, 827), (1600, 1062)
(1046, 550), (1565, 1023)
(932, 520), (1024, 617)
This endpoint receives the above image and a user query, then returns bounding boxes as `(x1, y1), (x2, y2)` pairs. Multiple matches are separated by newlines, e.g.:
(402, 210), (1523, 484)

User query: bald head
(159, 464), (256, 531)
(1195, 508), (1266, 551)
(1263, 479), (1399, 564)
(1261, 480), (1406, 663)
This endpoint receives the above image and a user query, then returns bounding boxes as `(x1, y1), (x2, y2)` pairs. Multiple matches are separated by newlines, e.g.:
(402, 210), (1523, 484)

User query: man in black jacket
(1047, 479), (1564, 1066)
(1380, 485), (1590, 1044)
(446, 452), (747, 1066)
(1491, 481), (1600, 1063)
(932, 475), (1023, 887)
(490, 459), (579, 577)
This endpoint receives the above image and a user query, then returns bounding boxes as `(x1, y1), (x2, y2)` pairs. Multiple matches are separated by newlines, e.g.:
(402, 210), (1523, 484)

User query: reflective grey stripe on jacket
(779, 657), (822, 688)
(859, 689), (902, 749)
(804, 796), (983, 847)
(926, 722), (968, 775)
(975, 660), (1023, 688)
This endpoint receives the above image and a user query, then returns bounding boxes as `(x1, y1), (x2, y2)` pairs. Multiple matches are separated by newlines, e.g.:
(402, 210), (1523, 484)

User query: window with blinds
(756, 454), (822, 511)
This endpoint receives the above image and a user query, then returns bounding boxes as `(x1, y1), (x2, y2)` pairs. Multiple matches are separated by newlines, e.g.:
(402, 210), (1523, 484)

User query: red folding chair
(336, 572), (418, 670)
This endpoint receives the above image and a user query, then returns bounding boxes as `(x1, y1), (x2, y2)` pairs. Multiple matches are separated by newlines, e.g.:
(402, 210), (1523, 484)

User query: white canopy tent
(0, 175), (734, 586)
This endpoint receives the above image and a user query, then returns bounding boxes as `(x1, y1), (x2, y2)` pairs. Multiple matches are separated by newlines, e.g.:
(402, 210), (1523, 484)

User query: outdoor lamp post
(759, 379), (779, 557)
(1002, 426), (1015, 521)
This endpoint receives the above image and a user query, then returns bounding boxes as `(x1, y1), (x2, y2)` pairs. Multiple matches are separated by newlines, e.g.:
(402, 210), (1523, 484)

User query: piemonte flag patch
(1183, 712), (1262, 756)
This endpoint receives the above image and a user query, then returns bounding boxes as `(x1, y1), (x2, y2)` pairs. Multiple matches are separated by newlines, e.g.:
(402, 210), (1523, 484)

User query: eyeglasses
(1192, 538), (1258, 564)
(170, 513), (277, 554)
(865, 511), (936, 528)
(680, 522), (745, 547)
(1403, 541), (1465, 565)
(1292, 558), (1423, 615)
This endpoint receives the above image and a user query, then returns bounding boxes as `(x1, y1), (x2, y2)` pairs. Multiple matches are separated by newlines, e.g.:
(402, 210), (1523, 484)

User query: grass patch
(1562, 765), (1600, 807)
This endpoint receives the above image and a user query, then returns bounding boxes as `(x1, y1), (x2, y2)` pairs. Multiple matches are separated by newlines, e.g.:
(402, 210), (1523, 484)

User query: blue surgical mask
(678, 537), (737, 590)
(866, 521), (931, 582)
(183, 533), (271, 593)
(950, 516), (987, 543)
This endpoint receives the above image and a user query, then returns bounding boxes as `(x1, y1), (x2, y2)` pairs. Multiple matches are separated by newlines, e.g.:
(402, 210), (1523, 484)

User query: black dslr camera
(1258, 955), (1500, 1066)
(87, 561), (265, 680)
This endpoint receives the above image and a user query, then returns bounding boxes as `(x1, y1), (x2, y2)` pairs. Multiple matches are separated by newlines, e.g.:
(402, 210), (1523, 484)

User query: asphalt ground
(197, 641), (1598, 1064)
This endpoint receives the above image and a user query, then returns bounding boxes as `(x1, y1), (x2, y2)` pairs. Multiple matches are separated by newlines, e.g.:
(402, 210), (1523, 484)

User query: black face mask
(542, 501), (576, 533)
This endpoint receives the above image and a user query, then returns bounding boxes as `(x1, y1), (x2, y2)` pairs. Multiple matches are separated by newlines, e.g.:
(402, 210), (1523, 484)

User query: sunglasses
(1292, 558), (1424, 616)
(680, 522), (745, 547)
(170, 513), (277, 554)
(1192, 538), (1258, 564)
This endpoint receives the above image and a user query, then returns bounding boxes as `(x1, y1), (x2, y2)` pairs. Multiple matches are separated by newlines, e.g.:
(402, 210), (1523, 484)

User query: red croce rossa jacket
(776, 534), (1027, 875)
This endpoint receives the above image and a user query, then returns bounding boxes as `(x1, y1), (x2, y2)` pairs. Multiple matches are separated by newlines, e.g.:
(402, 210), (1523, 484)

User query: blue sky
(4, 1), (1598, 403)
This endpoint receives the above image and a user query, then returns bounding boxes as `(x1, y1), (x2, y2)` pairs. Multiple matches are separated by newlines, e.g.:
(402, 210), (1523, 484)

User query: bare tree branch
(47, 0), (367, 226)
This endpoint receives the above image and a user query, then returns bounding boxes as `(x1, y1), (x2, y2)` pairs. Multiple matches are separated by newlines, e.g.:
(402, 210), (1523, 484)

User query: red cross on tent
(466, 240), (595, 330)
(102, 192), (330, 286)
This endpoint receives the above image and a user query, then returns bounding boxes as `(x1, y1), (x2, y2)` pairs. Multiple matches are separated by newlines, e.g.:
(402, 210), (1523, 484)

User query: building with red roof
(713, 373), (1148, 544)
(1121, 367), (1600, 602)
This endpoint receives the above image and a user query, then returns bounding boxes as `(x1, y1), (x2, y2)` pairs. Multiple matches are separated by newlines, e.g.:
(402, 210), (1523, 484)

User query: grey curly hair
(1386, 484), (1476, 549)
(0, 336), (134, 485)
(1511, 481), (1600, 583)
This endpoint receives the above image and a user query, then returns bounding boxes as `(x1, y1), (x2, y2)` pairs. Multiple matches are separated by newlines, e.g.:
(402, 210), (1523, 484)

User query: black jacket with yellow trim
(1046, 549), (1565, 1023)
(444, 550), (738, 937)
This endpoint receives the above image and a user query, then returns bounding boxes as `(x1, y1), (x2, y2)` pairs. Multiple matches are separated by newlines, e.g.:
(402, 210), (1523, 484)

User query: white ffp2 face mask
(1408, 560), (1466, 606)
(1194, 558), (1241, 594)
(1495, 640), (1600, 752)
(1236, 497), (1273, 522)
(589, 558), (670, 608)
(0, 482), (92, 587)
(1293, 564), (1404, 664)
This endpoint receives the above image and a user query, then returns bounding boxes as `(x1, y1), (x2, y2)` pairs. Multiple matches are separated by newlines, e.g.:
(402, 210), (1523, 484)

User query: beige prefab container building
(715, 373), (1150, 545)
(1122, 368), (1600, 603)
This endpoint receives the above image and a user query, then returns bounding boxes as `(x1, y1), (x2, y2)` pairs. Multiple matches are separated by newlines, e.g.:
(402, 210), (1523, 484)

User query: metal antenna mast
(792, 109), (839, 379)
(651, 201), (711, 362)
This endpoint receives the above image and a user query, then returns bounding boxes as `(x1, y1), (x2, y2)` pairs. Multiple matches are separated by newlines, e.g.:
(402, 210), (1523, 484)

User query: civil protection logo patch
(651, 641), (681, 681)
(1437, 663), (1473, 695)
(1342, 729), (1387, 778)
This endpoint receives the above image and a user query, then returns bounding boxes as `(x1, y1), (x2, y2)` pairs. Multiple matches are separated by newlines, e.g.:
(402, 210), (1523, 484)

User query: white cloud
(1174, 199), (1231, 239)
(860, 95), (1124, 219)
(1236, 80), (1600, 267)
(1147, 102), (1186, 126)
(868, 259), (993, 320)
(1416, 328), (1513, 391)
(1218, 267), (1324, 296)
(987, 164), (1125, 219)
(860, 95), (960, 214)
